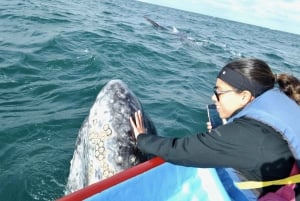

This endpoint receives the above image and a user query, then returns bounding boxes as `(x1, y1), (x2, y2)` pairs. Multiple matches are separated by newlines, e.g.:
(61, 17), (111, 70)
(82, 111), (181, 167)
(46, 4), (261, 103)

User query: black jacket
(137, 117), (299, 199)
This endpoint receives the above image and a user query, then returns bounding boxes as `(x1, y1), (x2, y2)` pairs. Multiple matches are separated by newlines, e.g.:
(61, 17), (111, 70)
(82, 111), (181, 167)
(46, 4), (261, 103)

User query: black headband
(217, 67), (266, 97)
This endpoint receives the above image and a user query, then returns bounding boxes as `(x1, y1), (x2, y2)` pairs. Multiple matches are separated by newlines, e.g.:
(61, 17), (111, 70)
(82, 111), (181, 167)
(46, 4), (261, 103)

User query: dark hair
(277, 74), (300, 105)
(225, 58), (300, 104)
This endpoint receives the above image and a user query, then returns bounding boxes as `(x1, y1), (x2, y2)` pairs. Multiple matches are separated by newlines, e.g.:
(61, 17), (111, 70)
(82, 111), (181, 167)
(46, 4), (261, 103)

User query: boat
(57, 157), (256, 201)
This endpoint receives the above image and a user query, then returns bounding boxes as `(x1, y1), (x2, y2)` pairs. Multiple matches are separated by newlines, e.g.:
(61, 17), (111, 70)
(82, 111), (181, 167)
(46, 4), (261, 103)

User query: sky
(137, 0), (300, 36)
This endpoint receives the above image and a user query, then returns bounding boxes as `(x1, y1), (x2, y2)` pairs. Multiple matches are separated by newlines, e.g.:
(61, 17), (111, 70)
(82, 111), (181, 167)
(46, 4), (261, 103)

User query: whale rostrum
(65, 79), (157, 194)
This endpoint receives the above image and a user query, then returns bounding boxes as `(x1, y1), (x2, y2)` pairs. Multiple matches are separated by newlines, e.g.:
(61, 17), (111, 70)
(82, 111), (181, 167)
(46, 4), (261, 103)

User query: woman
(130, 58), (300, 199)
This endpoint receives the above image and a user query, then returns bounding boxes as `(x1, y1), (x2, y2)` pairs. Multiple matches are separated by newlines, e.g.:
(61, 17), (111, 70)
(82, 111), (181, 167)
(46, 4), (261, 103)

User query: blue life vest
(227, 88), (300, 167)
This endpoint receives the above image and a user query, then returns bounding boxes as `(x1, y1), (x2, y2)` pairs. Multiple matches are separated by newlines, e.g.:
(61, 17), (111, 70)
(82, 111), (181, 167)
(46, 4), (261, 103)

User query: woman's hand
(206, 121), (212, 132)
(206, 119), (227, 132)
(130, 110), (146, 139)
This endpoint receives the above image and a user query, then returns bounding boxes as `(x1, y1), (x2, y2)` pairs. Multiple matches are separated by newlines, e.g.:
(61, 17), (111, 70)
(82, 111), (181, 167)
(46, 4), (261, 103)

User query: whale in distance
(144, 16), (168, 30)
(65, 79), (157, 194)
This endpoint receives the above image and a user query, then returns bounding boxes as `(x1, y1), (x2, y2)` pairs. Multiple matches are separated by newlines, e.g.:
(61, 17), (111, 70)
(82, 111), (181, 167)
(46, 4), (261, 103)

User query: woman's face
(212, 78), (248, 119)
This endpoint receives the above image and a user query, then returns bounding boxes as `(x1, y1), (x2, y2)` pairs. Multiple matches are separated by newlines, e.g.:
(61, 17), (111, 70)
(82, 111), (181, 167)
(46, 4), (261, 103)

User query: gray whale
(65, 79), (156, 194)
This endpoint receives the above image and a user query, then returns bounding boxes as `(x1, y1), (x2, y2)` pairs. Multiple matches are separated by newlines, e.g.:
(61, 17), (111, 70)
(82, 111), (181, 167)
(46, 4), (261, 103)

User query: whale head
(65, 79), (157, 194)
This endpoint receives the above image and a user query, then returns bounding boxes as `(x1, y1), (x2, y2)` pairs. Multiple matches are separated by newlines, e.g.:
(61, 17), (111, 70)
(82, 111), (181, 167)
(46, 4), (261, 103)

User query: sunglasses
(213, 86), (237, 101)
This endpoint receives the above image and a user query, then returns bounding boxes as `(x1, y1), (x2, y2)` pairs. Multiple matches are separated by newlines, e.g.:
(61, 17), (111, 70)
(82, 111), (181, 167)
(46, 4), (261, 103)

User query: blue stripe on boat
(85, 162), (231, 201)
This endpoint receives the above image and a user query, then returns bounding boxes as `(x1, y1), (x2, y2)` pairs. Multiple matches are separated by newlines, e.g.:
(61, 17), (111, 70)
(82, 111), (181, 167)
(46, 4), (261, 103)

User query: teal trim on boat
(58, 157), (255, 201)
(86, 163), (230, 201)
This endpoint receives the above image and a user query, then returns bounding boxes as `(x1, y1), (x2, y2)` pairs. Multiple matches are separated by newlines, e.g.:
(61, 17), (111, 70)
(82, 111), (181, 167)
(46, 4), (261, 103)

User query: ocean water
(1, 0), (300, 200)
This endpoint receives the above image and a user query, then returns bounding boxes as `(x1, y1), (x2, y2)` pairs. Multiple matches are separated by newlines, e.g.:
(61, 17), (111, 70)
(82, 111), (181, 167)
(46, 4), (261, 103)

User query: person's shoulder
(231, 116), (270, 127)
(229, 117), (283, 142)
(216, 117), (276, 137)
